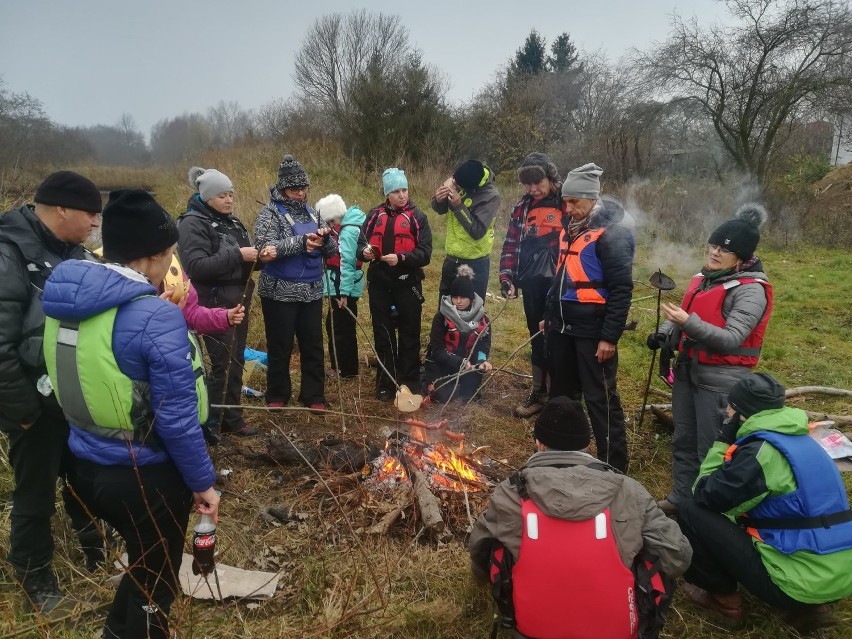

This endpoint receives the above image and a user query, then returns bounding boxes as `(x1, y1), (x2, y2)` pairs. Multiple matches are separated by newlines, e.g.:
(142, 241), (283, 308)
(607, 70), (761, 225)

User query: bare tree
(206, 100), (254, 147)
(292, 10), (410, 134)
(643, 0), (852, 184)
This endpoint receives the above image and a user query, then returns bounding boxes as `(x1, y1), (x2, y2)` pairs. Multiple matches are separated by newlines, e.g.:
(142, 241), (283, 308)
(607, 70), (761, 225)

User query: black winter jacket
(546, 197), (635, 344)
(177, 195), (254, 308)
(0, 205), (91, 430)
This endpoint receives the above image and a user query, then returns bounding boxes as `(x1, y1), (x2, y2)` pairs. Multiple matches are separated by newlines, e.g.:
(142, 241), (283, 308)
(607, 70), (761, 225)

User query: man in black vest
(0, 172), (104, 613)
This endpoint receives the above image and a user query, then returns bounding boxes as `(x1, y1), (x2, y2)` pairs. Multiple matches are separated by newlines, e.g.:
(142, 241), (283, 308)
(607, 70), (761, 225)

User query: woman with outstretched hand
(42, 190), (219, 639)
(647, 204), (773, 516)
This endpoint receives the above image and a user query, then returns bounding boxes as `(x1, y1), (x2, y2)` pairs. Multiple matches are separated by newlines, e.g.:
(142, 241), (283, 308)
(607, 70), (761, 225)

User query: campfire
(370, 440), (489, 492)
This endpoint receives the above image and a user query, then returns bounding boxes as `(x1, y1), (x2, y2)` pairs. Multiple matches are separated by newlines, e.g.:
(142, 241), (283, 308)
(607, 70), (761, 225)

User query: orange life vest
(555, 228), (608, 304)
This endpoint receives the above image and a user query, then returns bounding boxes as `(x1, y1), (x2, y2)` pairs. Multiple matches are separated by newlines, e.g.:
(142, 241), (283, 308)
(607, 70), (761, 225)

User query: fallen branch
(644, 404), (852, 426)
(364, 496), (411, 535)
(406, 464), (445, 534)
(785, 386), (852, 398)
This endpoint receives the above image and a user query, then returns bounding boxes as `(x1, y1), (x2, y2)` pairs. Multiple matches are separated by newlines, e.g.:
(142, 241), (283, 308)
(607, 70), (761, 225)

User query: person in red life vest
(677, 373), (852, 633)
(469, 397), (692, 639)
(424, 265), (493, 403)
(430, 159), (500, 300)
(358, 168), (432, 401)
(544, 164), (635, 472)
(647, 204), (771, 516)
(254, 154), (338, 413)
(316, 194), (365, 379)
(499, 152), (563, 418)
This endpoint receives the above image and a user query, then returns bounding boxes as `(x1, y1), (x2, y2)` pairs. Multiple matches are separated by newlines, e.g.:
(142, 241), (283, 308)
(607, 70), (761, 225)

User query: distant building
(832, 114), (852, 165)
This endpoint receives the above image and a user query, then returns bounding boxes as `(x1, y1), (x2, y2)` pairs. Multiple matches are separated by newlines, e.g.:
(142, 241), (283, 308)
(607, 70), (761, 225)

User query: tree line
(2, 1), (850, 188)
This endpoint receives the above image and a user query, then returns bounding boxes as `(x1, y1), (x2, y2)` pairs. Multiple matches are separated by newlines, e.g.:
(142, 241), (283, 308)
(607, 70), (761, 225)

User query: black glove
(646, 332), (667, 350)
(500, 279), (512, 298)
(718, 415), (742, 445)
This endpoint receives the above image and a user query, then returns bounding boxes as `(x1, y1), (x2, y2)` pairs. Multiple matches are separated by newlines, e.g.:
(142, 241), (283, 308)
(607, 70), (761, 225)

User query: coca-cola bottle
(192, 513), (216, 576)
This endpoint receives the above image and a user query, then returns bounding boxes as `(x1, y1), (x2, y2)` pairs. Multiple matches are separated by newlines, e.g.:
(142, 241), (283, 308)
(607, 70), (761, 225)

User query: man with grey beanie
(543, 163), (635, 472)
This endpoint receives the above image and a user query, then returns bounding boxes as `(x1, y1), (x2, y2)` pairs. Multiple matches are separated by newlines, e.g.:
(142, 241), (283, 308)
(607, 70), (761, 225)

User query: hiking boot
(656, 498), (679, 517)
(223, 423), (258, 437)
(681, 581), (742, 624)
(17, 568), (76, 615)
(307, 402), (326, 414)
(78, 525), (116, 572)
(514, 391), (545, 418)
(375, 389), (394, 402)
(782, 604), (837, 633)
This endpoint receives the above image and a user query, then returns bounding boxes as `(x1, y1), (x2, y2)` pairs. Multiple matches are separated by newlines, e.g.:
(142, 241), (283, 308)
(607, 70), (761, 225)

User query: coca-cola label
(194, 533), (216, 549)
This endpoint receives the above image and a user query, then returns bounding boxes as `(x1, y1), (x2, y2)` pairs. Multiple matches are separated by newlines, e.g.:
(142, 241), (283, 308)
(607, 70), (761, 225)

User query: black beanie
(517, 152), (561, 185)
(449, 265), (476, 299)
(453, 160), (486, 192)
(102, 189), (179, 263)
(534, 397), (591, 451)
(728, 372), (786, 419)
(276, 154), (309, 190)
(707, 203), (768, 260)
(34, 171), (102, 214)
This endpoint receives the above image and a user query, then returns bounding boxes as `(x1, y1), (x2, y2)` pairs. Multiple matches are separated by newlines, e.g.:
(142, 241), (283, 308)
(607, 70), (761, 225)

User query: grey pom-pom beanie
(188, 166), (233, 202)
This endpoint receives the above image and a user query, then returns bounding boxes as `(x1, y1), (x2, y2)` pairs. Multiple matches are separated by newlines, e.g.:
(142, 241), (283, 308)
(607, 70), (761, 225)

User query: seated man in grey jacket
(469, 397), (692, 639)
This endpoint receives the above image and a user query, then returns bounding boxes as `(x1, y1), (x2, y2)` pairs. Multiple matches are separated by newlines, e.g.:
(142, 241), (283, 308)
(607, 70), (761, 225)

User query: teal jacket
(322, 205), (365, 299)
(695, 407), (852, 603)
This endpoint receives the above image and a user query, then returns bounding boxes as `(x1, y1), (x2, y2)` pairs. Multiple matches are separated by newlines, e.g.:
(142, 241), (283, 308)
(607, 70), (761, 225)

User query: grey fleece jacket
(658, 261), (770, 391)
(469, 450), (692, 584)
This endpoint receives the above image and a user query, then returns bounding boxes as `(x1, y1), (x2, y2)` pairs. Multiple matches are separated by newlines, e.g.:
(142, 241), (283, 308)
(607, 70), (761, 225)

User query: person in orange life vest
(424, 265), (492, 403)
(430, 159), (500, 300)
(499, 152), (563, 419)
(647, 204), (772, 516)
(316, 194), (365, 379)
(254, 154), (338, 413)
(677, 373), (852, 633)
(543, 163), (635, 472)
(358, 168), (432, 401)
(469, 397), (691, 639)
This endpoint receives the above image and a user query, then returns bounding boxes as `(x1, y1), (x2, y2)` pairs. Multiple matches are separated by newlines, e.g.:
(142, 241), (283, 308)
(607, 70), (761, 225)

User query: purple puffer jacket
(42, 260), (215, 492)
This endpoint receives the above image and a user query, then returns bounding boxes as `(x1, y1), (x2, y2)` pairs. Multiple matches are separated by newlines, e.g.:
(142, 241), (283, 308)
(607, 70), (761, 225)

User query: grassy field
(1, 150), (851, 638)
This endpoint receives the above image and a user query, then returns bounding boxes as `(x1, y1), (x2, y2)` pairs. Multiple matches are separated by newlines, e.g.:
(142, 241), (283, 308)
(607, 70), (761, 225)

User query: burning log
(406, 462), (445, 534)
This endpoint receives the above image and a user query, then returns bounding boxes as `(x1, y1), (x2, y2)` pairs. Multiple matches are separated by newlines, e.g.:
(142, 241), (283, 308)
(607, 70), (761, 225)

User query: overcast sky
(0, 0), (728, 136)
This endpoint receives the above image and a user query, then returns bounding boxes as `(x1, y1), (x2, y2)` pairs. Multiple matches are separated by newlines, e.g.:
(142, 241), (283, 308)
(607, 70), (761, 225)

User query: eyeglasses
(287, 186), (309, 194)
(708, 244), (735, 256)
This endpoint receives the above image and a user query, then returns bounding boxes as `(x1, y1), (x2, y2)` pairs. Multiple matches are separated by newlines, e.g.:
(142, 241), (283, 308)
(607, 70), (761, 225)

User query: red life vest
(678, 275), (773, 367)
(326, 223), (363, 270)
(555, 228), (607, 304)
(367, 207), (419, 255)
(443, 316), (489, 357)
(493, 498), (638, 639)
(524, 204), (563, 236)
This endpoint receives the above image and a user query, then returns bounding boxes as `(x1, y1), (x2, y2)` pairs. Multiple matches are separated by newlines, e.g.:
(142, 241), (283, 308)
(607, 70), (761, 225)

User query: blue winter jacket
(42, 260), (215, 493)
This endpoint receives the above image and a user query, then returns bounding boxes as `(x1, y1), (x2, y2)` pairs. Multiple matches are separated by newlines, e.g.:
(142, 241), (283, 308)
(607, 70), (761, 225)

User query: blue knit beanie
(382, 168), (408, 196)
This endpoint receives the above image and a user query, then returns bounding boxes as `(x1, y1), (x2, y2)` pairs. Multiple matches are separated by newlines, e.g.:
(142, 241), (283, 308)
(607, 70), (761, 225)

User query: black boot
(16, 567), (74, 615)
(78, 523), (116, 572)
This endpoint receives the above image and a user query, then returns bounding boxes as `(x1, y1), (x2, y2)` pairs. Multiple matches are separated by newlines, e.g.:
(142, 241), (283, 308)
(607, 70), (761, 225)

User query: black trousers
(521, 278), (552, 392)
(5, 409), (93, 574)
(202, 297), (251, 431)
(678, 499), (805, 610)
(424, 360), (484, 402)
(368, 282), (423, 393)
(72, 459), (191, 639)
(325, 297), (359, 377)
(439, 255), (490, 300)
(547, 332), (628, 472)
(262, 297), (325, 405)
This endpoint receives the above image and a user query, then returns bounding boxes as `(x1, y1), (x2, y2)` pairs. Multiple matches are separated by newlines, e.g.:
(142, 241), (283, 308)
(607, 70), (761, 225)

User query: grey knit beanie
(276, 154), (309, 190)
(561, 163), (603, 199)
(188, 167), (233, 202)
(517, 152), (561, 185)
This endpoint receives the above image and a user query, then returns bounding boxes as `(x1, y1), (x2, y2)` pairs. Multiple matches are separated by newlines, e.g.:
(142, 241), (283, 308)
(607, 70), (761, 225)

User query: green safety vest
(445, 169), (495, 259)
(43, 303), (208, 445)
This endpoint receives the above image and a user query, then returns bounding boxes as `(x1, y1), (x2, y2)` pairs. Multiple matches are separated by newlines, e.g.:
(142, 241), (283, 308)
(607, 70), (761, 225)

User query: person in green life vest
(42, 189), (218, 639)
(431, 159), (501, 300)
(678, 373), (852, 633)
